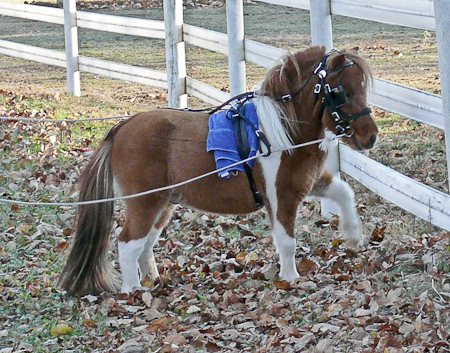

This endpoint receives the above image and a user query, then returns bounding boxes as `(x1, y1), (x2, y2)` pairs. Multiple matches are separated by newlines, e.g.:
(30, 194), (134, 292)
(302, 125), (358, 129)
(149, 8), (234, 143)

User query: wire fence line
(0, 114), (131, 123)
(0, 135), (339, 207)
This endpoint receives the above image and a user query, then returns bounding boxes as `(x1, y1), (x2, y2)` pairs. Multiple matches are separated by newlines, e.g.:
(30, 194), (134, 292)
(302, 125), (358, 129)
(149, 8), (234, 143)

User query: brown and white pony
(59, 46), (378, 295)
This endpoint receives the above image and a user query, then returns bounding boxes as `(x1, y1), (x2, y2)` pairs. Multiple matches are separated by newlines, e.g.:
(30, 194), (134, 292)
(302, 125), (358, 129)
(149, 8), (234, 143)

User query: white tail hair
(254, 95), (294, 153)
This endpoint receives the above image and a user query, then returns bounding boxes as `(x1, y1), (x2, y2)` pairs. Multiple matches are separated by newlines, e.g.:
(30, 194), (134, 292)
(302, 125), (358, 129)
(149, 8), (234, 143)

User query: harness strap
(209, 92), (256, 115)
(232, 116), (265, 208)
(346, 107), (372, 122)
(229, 101), (270, 208)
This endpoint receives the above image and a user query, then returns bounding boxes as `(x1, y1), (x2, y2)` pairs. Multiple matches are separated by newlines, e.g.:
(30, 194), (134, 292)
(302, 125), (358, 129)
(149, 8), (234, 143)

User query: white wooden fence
(1, 0), (450, 231)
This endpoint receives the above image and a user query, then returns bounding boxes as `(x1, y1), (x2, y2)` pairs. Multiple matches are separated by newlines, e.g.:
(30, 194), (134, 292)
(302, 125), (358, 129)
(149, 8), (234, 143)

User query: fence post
(226, 0), (246, 96)
(163, 0), (187, 108)
(309, 0), (333, 52)
(310, 0), (338, 217)
(434, 0), (450, 193)
(63, 0), (80, 96)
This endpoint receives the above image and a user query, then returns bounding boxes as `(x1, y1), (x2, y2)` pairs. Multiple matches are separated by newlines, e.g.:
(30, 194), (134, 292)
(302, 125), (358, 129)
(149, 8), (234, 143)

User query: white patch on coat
(259, 152), (300, 281)
(118, 237), (147, 293)
(113, 177), (123, 197)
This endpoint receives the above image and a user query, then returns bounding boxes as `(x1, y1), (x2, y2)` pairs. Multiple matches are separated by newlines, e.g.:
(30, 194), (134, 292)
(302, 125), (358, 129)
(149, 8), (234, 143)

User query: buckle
(279, 94), (292, 102)
(314, 84), (321, 94)
(332, 111), (341, 122)
(255, 130), (272, 157)
(336, 125), (346, 134)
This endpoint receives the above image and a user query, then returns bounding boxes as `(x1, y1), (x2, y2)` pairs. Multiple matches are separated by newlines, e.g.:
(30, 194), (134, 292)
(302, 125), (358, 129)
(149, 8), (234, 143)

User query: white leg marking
(138, 226), (163, 281)
(272, 221), (300, 281)
(118, 237), (147, 293)
(259, 153), (300, 282)
(322, 177), (362, 249)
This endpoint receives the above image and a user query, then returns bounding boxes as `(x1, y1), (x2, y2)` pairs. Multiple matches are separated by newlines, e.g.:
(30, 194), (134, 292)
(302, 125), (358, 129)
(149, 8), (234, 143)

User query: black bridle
(273, 51), (372, 136)
(314, 57), (372, 135)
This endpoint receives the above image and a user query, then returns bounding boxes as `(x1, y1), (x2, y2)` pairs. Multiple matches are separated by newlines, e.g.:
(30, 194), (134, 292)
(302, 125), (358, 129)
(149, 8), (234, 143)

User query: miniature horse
(59, 46), (378, 295)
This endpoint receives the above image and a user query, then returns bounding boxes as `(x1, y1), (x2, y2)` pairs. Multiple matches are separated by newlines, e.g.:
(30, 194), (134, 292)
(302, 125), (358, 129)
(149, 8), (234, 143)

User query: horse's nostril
(369, 134), (377, 146)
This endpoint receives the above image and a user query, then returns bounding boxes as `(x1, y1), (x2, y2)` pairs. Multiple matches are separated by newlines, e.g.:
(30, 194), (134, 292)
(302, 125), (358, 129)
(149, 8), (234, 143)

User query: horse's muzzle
(351, 131), (378, 150)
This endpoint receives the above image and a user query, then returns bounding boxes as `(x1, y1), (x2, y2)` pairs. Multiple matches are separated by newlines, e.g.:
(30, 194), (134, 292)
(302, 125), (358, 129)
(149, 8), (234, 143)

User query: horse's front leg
(271, 208), (301, 282)
(259, 155), (301, 282)
(309, 170), (362, 249)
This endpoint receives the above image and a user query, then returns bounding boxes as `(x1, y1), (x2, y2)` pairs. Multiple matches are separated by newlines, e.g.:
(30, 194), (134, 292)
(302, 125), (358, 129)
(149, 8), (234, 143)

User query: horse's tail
(58, 134), (119, 295)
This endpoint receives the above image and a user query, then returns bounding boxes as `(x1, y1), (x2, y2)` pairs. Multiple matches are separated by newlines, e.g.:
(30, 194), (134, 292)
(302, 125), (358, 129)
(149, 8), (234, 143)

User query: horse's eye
(346, 92), (352, 99)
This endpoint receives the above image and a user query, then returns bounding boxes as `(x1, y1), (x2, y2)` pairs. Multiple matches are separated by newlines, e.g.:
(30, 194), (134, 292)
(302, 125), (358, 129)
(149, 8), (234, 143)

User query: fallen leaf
(354, 308), (373, 317)
(388, 150), (403, 157)
(273, 280), (291, 290)
(50, 323), (72, 336)
(55, 241), (69, 252)
(142, 291), (153, 307)
(186, 305), (201, 314)
(235, 252), (247, 265)
(10, 203), (20, 213)
(258, 312), (274, 326)
(164, 333), (186, 346)
(371, 226), (387, 242)
(297, 258), (317, 275)
(281, 326), (300, 338)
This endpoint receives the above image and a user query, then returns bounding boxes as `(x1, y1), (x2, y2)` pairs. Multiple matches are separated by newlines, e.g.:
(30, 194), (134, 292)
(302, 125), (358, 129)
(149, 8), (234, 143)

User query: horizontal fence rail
(184, 24), (228, 55)
(331, 0), (435, 30)
(0, 39), (66, 68)
(340, 145), (450, 231)
(0, 1), (64, 24)
(254, 0), (435, 30)
(77, 12), (166, 39)
(370, 78), (444, 129)
(256, 0), (309, 10)
(186, 77), (229, 105)
(1, 0), (449, 230)
(79, 56), (168, 89)
(244, 39), (287, 68)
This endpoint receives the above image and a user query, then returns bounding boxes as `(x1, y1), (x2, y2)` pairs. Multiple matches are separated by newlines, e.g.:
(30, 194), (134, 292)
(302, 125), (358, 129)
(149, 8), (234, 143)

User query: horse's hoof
(279, 270), (300, 282)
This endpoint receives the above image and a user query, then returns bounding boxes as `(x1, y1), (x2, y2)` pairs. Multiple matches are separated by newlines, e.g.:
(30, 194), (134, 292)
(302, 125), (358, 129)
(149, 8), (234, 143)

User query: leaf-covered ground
(1, 2), (450, 352)
(1, 86), (449, 352)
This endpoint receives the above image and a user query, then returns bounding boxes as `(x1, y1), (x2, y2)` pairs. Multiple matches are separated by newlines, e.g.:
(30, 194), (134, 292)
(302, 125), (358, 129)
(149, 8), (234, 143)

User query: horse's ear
(328, 53), (346, 70)
(350, 46), (359, 53)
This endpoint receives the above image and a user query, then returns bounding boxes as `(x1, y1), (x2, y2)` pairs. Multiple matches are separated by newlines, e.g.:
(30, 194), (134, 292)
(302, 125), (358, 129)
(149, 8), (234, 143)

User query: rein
(0, 135), (340, 207)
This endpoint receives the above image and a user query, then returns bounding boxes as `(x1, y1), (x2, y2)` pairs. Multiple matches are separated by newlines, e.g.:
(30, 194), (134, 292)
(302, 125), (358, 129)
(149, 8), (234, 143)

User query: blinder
(325, 84), (348, 108)
(316, 58), (371, 136)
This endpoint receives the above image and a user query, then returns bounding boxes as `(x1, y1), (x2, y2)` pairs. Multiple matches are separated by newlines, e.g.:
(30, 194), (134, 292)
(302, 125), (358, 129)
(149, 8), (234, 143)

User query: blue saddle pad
(206, 101), (259, 178)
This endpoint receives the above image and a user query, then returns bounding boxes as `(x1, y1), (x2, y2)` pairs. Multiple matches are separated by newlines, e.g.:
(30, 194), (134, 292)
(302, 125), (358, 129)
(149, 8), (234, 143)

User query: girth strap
(231, 104), (266, 209)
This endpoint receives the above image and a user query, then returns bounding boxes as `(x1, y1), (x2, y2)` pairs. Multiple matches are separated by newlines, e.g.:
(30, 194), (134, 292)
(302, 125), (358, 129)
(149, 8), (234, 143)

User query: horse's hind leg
(118, 196), (168, 293)
(138, 204), (176, 281)
(309, 170), (362, 249)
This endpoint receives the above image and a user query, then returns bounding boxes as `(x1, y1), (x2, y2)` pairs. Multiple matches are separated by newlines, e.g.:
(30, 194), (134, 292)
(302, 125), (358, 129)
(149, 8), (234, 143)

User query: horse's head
(257, 47), (378, 152)
(320, 49), (378, 150)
